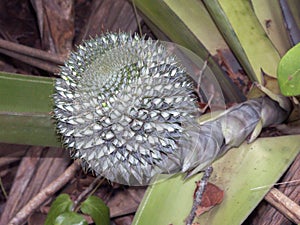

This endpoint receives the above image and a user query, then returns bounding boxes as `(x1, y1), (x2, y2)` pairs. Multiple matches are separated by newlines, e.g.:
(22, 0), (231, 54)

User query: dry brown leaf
(193, 182), (224, 217)
(215, 49), (251, 96)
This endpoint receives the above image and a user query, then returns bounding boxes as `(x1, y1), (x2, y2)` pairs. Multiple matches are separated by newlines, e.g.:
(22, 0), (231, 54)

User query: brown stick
(72, 176), (104, 211)
(0, 39), (65, 65)
(186, 166), (213, 225)
(7, 160), (81, 225)
(0, 48), (60, 74)
(264, 188), (300, 224)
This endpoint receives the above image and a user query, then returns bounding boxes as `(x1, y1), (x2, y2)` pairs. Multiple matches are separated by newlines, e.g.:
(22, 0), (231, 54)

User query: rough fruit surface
(53, 33), (200, 185)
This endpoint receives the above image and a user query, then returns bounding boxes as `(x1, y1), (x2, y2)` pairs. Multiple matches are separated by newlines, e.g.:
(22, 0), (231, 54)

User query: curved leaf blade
(80, 196), (110, 225)
(45, 194), (74, 225)
(203, 0), (281, 83)
(252, 0), (291, 56)
(133, 135), (300, 225)
(0, 72), (61, 147)
(134, 0), (244, 103)
(54, 212), (88, 225)
(277, 42), (300, 96)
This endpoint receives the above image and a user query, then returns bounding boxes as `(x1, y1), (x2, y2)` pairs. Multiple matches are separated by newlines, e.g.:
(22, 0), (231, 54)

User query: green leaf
(80, 196), (110, 225)
(54, 212), (88, 225)
(203, 0), (281, 83)
(251, 0), (291, 56)
(277, 43), (300, 96)
(132, 135), (300, 225)
(45, 194), (74, 225)
(134, 0), (244, 103)
(0, 72), (61, 147)
(0, 72), (54, 113)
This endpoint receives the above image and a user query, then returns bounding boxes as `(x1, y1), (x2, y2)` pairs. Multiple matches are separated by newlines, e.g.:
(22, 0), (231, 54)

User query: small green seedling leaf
(80, 196), (110, 225)
(44, 194), (74, 225)
(54, 212), (88, 225)
(277, 43), (300, 96)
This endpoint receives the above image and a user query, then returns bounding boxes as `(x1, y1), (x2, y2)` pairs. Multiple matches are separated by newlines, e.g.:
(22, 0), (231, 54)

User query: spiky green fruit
(53, 33), (200, 185)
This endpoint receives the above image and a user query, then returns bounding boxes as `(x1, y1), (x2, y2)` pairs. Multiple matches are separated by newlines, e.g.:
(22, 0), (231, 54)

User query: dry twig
(72, 176), (104, 212)
(7, 160), (81, 225)
(264, 188), (300, 224)
(0, 38), (65, 73)
(186, 166), (213, 225)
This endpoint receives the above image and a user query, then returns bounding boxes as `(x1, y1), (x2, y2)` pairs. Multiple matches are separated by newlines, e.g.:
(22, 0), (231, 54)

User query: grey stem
(186, 166), (213, 225)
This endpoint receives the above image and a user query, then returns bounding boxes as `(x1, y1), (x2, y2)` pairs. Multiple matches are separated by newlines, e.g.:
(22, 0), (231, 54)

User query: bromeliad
(53, 32), (291, 223)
